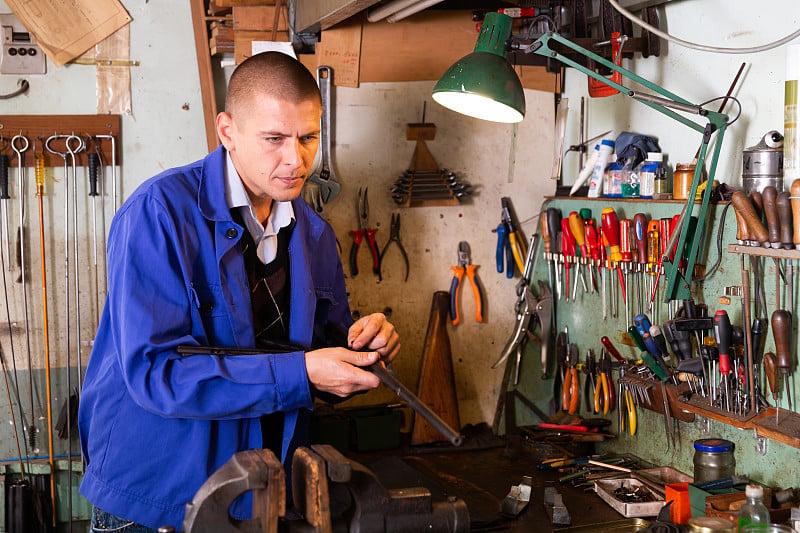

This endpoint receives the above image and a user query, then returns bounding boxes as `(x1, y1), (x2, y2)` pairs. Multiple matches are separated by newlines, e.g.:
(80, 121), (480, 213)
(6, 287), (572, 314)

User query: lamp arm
(521, 31), (731, 302)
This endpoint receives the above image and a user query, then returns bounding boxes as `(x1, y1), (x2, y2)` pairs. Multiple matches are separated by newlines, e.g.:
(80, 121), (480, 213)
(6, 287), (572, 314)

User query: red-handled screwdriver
(601, 208), (627, 307)
(561, 218), (577, 301)
(620, 218), (633, 330)
(714, 310), (732, 412)
(633, 213), (648, 315)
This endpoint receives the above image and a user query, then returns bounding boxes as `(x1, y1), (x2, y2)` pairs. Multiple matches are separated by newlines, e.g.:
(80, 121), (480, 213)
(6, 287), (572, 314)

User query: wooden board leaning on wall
(294, 10), (557, 93)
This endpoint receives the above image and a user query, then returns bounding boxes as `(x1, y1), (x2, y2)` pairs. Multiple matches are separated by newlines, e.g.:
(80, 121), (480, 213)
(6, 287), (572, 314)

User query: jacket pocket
(189, 282), (231, 345)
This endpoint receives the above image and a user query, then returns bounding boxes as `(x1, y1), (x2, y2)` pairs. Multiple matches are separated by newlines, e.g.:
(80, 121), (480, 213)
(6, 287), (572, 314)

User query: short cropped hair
(225, 52), (321, 119)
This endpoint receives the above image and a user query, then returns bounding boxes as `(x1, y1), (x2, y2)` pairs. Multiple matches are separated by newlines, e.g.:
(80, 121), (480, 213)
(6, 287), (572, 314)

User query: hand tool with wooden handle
(731, 190), (769, 247)
(762, 185), (781, 248)
(777, 190), (793, 249)
(763, 351), (779, 422)
(733, 194), (752, 245)
(792, 179), (800, 249)
(772, 309), (793, 414)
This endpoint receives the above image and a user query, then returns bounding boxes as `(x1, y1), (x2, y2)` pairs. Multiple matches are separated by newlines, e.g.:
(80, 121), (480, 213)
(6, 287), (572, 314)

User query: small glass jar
(693, 438), (735, 483)
(673, 162), (696, 200)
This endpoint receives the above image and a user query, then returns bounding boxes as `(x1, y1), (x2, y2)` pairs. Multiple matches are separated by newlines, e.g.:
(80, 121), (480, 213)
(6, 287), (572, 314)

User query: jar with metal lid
(673, 162), (696, 200)
(694, 438), (735, 483)
(687, 516), (736, 532)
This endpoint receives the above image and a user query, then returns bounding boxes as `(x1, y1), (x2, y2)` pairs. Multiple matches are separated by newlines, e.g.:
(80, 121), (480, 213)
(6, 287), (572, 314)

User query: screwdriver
(601, 207), (627, 307)
(568, 211), (590, 297)
(772, 310), (793, 414)
(650, 217), (672, 309)
(629, 323), (674, 447)
(714, 310), (732, 412)
(580, 208), (599, 292)
(546, 208), (563, 299)
(561, 218), (576, 301)
(633, 214), (648, 316)
(584, 215), (601, 294)
(620, 219), (633, 329)
(646, 220), (660, 318)
(540, 212), (553, 288)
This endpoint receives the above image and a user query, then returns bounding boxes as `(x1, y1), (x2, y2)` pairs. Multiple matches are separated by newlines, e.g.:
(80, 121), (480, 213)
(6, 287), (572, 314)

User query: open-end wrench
(308, 66), (341, 204)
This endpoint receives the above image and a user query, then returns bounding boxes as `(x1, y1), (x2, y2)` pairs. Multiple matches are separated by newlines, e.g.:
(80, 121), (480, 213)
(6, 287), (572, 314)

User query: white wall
(561, 0), (800, 189)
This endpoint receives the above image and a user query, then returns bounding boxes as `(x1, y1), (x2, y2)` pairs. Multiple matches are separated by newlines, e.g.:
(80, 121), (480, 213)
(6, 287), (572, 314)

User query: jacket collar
(198, 146), (232, 222)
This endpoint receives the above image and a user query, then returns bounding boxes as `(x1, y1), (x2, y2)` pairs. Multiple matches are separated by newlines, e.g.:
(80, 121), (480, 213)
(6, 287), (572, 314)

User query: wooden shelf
(677, 394), (759, 429)
(727, 243), (800, 260)
(751, 408), (800, 449)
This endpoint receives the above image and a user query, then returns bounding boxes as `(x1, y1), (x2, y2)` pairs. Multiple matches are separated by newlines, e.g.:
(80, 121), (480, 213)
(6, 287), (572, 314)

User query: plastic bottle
(738, 484), (770, 531)
(639, 152), (664, 199)
(604, 154), (623, 198)
(588, 139), (614, 198)
(620, 156), (641, 198)
(571, 144), (600, 196)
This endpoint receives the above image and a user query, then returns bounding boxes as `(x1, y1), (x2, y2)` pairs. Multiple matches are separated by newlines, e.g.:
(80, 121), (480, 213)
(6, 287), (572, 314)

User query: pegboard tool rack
(0, 114), (121, 167)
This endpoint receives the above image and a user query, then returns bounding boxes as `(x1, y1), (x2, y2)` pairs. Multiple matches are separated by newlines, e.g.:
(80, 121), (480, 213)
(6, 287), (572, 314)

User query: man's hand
(347, 312), (401, 363)
(305, 348), (381, 397)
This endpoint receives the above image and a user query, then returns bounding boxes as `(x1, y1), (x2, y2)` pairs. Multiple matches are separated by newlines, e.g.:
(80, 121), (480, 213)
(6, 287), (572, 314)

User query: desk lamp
(433, 12), (729, 304)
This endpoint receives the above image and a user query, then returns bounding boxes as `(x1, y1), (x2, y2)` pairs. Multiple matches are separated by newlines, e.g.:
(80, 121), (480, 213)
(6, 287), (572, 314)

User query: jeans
(90, 507), (159, 533)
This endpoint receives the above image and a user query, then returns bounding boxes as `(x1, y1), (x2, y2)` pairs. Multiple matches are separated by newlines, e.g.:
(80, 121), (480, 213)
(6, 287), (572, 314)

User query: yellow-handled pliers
(594, 349), (612, 415)
(624, 388), (637, 435)
(449, 241), (484, 326)
(501, 197), (527, 275)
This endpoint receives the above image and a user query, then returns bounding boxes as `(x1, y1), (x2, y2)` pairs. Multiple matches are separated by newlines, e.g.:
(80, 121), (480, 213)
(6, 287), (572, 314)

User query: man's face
(217, 94), (321, 207)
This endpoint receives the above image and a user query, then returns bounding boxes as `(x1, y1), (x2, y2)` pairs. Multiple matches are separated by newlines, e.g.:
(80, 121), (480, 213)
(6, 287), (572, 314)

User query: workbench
(349, 434), (655, 531)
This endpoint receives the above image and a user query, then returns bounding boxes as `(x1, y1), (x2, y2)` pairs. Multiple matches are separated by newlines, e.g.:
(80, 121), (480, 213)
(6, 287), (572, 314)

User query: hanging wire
(608, 0), (800, 54)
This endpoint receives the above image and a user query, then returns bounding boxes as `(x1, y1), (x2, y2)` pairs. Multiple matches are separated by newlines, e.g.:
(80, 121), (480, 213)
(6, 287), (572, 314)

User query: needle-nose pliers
(449, 241), (484, 326)
(378, 213), (409, 282)
(349, 187), (380, 278)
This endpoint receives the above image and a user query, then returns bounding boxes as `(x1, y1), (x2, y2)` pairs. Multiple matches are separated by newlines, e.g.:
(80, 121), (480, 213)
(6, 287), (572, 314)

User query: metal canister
(742, 130), (784, 194)
(687, 516), (736, 533)
(693, 438), (735, 483)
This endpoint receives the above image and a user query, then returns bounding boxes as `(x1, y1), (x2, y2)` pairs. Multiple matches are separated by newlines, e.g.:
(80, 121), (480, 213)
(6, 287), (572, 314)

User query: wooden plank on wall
(190, 0), (219, 152)
(314, 15), (363, 88)
(359, 10), (557, 92)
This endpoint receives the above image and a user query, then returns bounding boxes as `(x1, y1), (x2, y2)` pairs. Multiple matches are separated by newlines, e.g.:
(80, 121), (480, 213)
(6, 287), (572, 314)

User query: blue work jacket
(78, 146), (351, 529)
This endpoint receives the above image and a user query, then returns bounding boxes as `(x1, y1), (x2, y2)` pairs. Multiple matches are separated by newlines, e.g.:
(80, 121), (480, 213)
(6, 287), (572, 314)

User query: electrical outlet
(0, 13), (45, 75)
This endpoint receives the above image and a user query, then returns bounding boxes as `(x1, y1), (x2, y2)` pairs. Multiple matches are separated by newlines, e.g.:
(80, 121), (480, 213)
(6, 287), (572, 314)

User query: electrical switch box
(0, 13), (46, 75)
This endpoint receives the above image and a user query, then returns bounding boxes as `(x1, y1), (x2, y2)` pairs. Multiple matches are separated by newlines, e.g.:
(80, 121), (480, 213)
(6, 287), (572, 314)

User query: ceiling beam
(294, 0), (382, 34)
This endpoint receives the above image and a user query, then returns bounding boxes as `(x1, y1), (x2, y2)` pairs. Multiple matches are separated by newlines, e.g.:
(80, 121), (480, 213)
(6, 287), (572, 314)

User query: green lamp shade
(432, 12), (525, 123)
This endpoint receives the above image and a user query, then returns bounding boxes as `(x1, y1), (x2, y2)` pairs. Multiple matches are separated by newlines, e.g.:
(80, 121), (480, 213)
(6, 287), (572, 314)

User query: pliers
(449, 241), (484, 326)
(562, 343), (580, 415)
(582, 350), (597, 411)
(378, 213), (409, 282)
(495, 197), (527, 278)
(595, 348), (615, 415)
(349, 187), (380, 278)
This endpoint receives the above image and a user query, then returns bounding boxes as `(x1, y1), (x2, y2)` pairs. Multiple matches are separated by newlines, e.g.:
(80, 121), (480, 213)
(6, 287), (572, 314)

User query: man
(79, 51), (399, 531)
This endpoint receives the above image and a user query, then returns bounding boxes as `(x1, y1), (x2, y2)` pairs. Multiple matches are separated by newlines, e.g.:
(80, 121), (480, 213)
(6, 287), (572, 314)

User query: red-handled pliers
(449, 241), (484, 326)
(349, 187), (379, 277)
